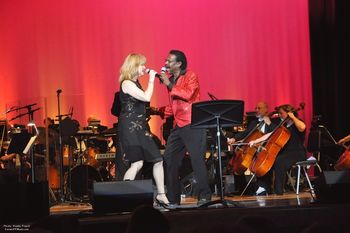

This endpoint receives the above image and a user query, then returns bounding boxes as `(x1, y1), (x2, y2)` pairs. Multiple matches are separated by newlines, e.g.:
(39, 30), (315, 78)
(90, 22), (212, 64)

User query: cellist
(227, 101), (274, 144)
(227, 101), (275, 193)
(248, 104), (306, 195)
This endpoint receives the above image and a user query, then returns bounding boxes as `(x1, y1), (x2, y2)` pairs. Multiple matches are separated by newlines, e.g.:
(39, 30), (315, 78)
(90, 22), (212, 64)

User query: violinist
(249, 104), (306, 195)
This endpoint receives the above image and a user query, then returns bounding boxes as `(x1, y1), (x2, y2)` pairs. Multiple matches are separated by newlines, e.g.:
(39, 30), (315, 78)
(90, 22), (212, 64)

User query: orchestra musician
(334, 134), (350, 171)
(85, 115), (108, 154)
(248, 104), (307, 195)
(227, 101), (274, 144)
(111, 91), (128, 181)
(227, 101), (276, 194)
(1, 120), (31, 183)
(0, 153), (18, 183)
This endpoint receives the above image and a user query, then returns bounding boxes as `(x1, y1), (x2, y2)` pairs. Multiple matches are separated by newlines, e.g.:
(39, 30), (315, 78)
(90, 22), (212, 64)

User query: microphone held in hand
(208, 92), (218, 100)
(146, 67), (166, 83)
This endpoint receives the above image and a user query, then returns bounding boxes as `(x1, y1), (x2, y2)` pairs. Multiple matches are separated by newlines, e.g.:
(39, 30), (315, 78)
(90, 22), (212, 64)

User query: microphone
(56, 89), (62, 94)
(208, 92), (218, 100)
(146, 67), (166, 83)
(5, 106), (18, 114)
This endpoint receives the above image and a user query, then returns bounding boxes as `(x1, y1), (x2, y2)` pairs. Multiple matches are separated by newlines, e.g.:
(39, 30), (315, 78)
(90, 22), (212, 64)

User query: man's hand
(262, 116), (271, 125)
(248, 140), (257, 147)
(159, 73), (171, 86)
(227, 138), (236, 145)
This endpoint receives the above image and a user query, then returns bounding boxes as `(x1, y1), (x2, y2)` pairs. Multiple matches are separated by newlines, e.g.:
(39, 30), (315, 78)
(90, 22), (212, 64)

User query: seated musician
(86, 115), (108, 134)
(85, 115), (109, 152)
(0, 153), (18, 183)
(227, 101), (274, 143)
(248, 104), (306, 195)
(0, 152), (32, 183)
(226, 101), (275, 194)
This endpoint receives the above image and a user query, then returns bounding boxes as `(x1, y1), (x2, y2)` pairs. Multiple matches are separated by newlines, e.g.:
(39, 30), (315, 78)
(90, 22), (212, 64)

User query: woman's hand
(148, 69), (157, 83)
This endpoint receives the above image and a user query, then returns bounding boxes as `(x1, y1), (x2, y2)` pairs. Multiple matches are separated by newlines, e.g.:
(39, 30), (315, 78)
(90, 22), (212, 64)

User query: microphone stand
(56, 89), (65, 201)
(27, 104), (36, 183)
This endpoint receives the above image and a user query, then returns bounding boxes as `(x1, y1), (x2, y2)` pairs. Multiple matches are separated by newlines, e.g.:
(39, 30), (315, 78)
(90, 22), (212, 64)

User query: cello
(250, 103), (305, 177)
(231, 122), (264, 175)
(334, 145), (350, 170)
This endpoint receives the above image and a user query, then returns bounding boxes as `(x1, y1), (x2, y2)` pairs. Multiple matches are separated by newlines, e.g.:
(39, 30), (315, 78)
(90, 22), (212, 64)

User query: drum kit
(47, 126), (118, 201)
(1, 115), (117, 202)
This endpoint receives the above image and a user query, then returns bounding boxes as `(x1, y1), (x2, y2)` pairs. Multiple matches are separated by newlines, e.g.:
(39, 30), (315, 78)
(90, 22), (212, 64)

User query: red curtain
(0, 0), (312, 138)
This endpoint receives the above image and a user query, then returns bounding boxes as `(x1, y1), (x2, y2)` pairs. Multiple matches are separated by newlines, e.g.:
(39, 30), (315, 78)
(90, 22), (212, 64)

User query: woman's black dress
(118, 80), (162, 163)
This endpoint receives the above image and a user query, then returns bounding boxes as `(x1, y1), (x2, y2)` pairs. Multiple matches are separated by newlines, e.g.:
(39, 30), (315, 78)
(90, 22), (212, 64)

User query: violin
(250, 103), (305, 177)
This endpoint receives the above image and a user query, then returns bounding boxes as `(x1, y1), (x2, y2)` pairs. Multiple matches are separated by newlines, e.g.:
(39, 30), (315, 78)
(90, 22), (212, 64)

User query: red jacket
(163, 70), (201, 127)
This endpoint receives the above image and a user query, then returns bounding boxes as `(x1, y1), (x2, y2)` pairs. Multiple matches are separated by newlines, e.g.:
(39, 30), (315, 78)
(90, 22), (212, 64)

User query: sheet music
(23, 135), (37, 154)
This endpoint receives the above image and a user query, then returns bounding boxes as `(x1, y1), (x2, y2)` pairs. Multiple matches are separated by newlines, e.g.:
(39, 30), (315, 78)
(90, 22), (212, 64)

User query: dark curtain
(309, 0), (350, 140)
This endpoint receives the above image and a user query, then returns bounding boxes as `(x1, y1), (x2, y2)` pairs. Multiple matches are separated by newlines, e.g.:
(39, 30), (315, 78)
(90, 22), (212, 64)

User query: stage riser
(0, 182), (49, 223)
(76, 204), (350, 233)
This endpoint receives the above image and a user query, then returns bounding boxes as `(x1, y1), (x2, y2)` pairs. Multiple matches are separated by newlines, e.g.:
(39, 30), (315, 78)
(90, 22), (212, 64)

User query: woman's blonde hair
(119, 53), (146, 82)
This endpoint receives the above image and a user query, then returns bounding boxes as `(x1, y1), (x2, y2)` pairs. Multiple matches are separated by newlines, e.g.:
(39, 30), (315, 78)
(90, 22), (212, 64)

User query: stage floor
(42, 191), (350, 233)
(50, 191), (314, 215)
(17, 190), (346, 233)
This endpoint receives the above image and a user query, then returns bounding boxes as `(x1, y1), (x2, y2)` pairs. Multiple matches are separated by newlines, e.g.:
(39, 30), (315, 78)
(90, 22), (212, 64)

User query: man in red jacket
(159, 50), (212, 206)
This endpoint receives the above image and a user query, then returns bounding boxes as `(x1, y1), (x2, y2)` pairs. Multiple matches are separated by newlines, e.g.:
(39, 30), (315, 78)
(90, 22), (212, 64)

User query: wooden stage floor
(43, 191), (350, 233)
(50, 191), (314, 215)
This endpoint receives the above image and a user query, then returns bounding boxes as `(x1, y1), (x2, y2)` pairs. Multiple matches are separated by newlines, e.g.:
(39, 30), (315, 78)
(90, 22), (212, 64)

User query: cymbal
(75, 130), (96, 136)
(99, 128), (118, 136)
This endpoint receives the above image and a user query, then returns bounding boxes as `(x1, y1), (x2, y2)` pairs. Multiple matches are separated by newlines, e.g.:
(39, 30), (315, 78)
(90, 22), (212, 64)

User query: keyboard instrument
(95, 152), (115, 161)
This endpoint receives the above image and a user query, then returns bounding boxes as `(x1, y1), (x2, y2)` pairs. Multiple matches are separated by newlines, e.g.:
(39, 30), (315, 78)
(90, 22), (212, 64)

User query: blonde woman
(118, 54), (169, 206)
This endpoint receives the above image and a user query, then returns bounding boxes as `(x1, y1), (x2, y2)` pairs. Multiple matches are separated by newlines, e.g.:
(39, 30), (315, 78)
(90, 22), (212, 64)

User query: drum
(63, 145), (73, 166)
(48, 165), (60, 189)
(84, 147), (100, 168)
(69, 165), (102, 198)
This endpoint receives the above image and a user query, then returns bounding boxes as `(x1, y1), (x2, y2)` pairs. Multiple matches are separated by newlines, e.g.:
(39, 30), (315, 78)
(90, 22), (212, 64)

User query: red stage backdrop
(0, 0), (312, 141)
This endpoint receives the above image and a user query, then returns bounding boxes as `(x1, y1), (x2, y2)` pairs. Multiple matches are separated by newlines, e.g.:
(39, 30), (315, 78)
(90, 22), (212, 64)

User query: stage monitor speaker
(0, 181), (49, 223)
(92, 179), (153, 214)
(314, 171), (350, 203)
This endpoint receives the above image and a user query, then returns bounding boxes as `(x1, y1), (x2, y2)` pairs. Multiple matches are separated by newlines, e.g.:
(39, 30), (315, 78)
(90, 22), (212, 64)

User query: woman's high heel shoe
(155, 194), (170, 208)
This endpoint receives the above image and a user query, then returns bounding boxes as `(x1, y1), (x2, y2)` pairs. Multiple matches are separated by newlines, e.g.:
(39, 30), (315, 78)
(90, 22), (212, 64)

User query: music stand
(191, 100), (244, 207)
(7, 131), (32, 182)
(7, 131), (31, 154)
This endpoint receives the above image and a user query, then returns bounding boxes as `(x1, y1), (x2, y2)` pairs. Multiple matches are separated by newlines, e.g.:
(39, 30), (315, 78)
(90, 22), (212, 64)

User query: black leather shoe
(197, 198), (211, 206)
(167, 203), (180, 209)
